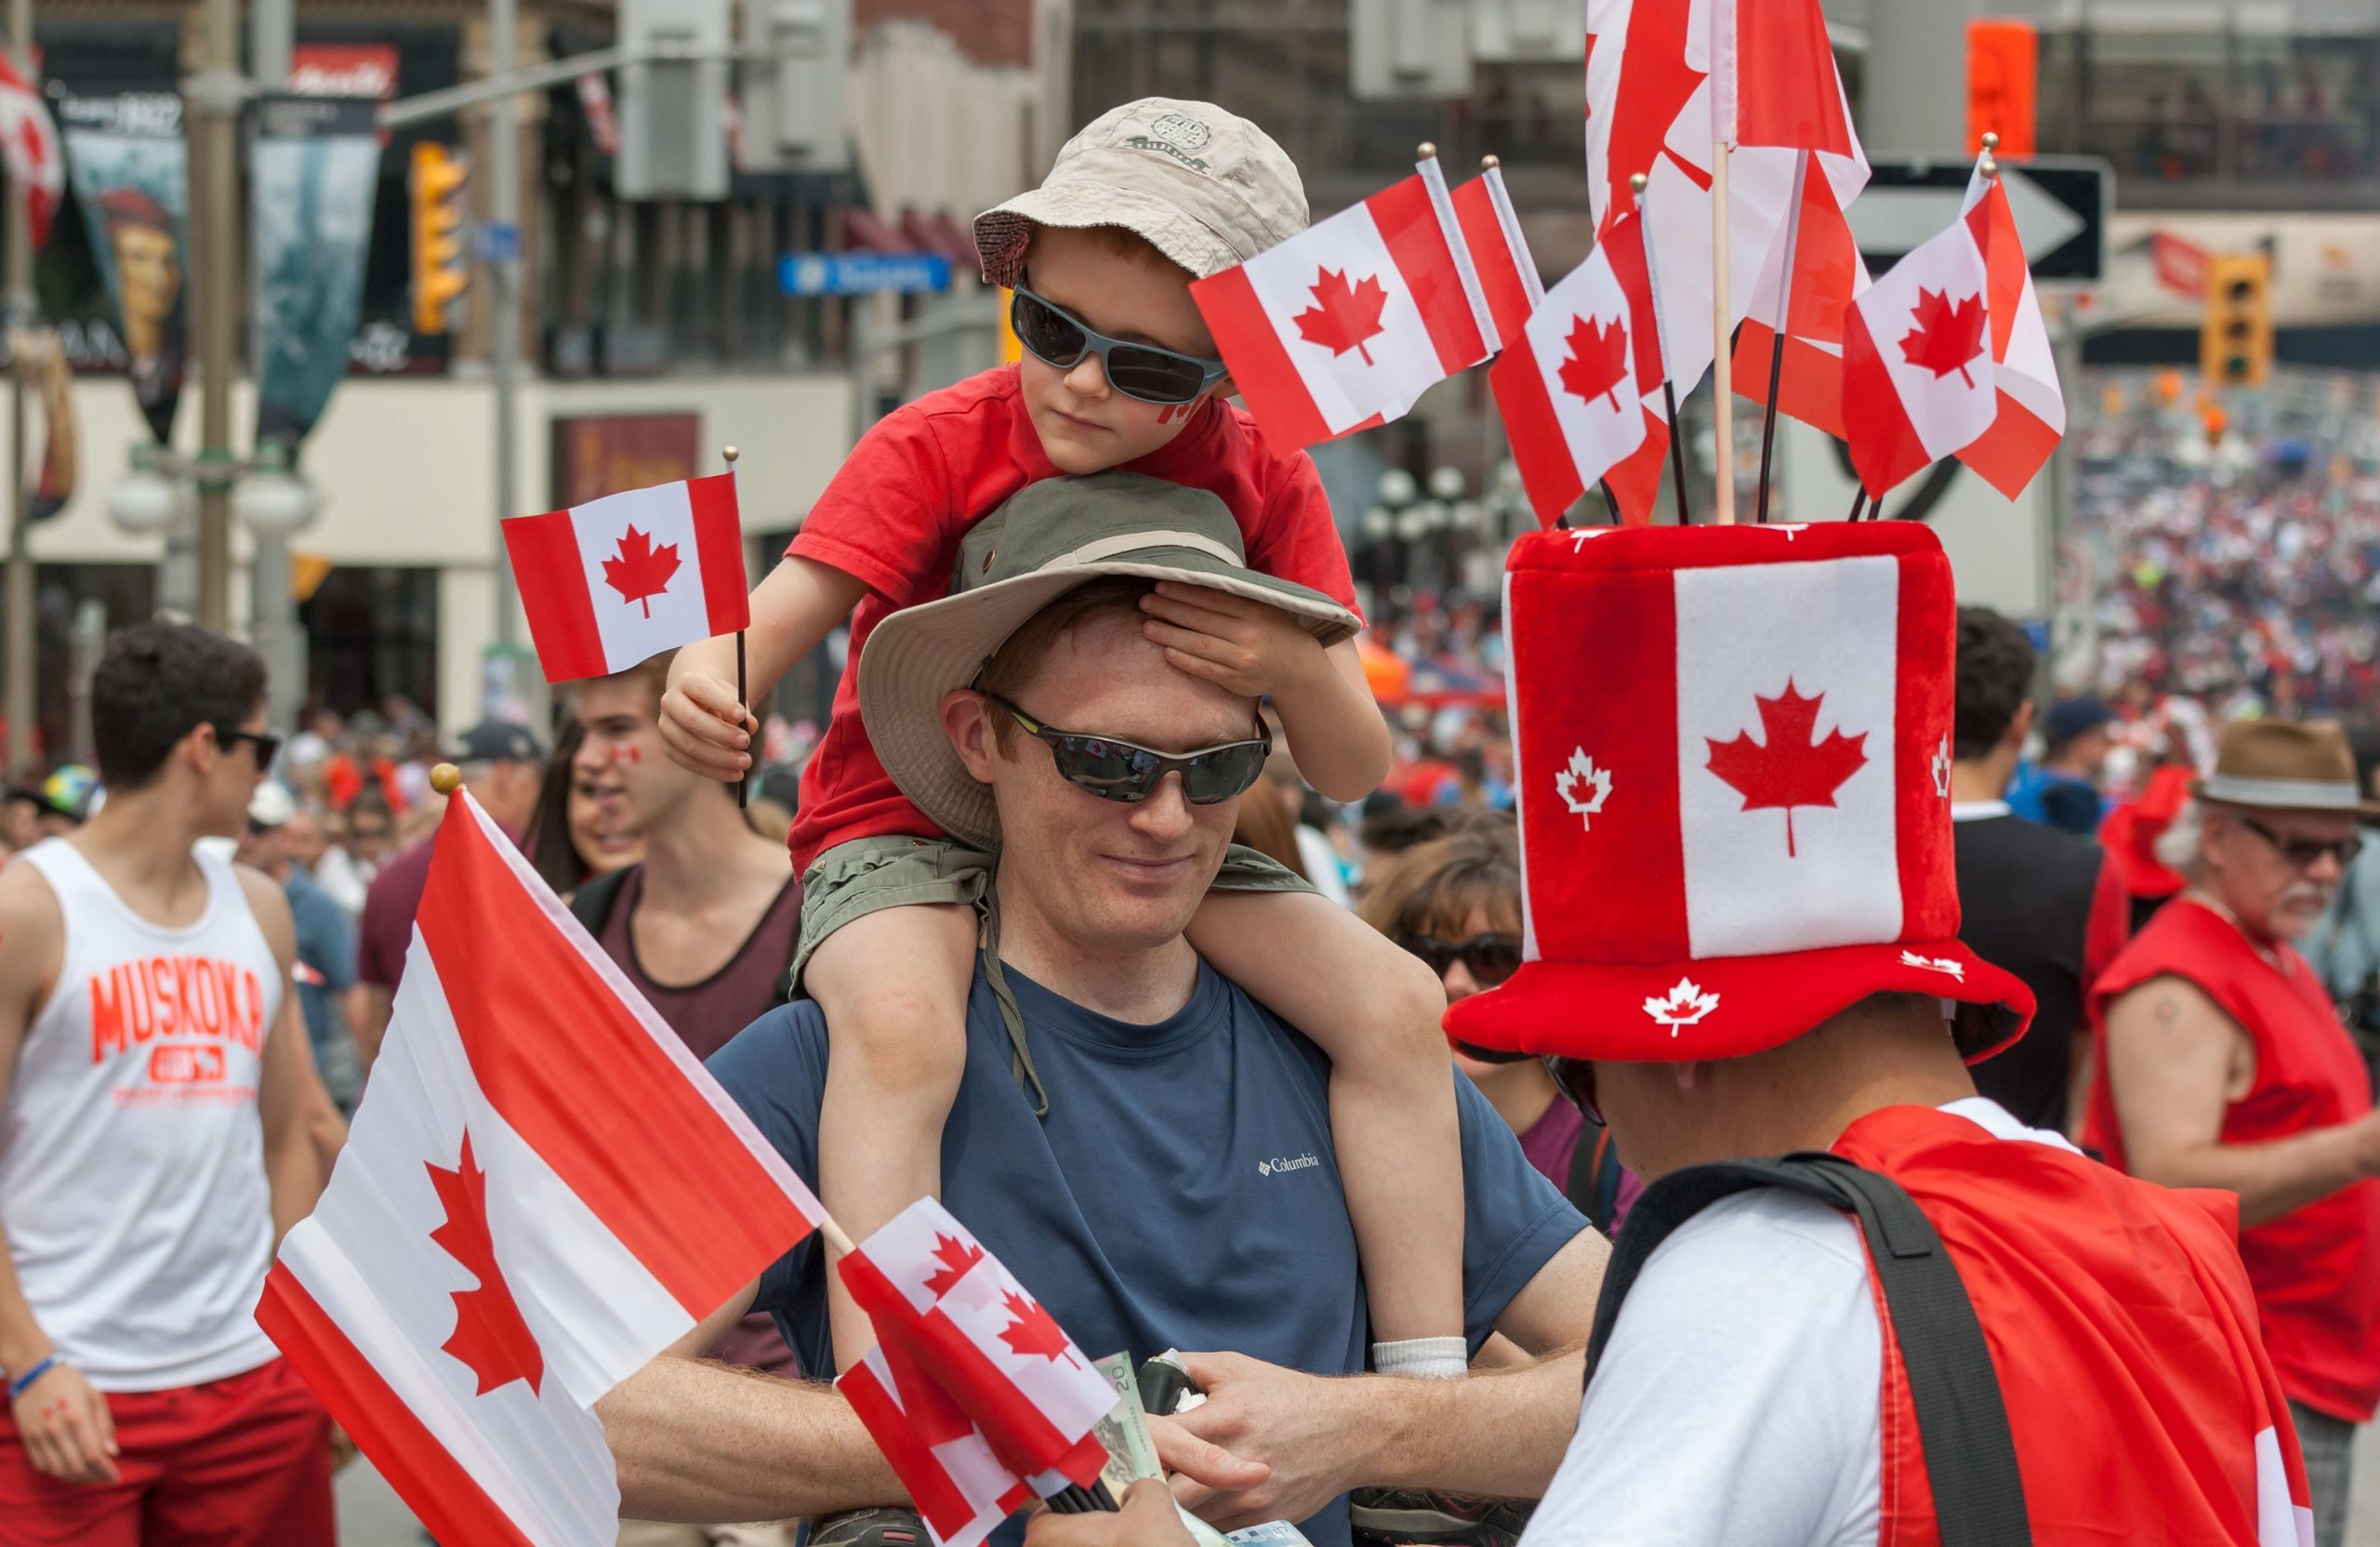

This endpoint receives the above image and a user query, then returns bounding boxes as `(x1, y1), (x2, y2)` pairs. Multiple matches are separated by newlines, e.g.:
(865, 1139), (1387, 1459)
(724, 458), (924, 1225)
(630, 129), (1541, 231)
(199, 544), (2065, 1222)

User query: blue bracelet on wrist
(7, 1355), (58, 1401)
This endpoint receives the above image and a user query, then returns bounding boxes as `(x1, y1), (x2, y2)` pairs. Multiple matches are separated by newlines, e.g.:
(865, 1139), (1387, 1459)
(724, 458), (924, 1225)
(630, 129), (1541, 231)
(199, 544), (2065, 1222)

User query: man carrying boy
(659, 96), (1467, 1447)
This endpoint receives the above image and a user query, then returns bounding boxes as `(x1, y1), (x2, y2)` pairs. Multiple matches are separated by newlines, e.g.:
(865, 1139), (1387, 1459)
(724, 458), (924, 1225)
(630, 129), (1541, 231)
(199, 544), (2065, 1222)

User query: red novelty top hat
(1447, 521), (2034, 1064)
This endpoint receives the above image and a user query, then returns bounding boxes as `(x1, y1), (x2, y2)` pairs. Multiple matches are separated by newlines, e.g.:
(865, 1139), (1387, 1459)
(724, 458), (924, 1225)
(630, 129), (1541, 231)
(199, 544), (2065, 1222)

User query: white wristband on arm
(1371, 1335), (1468, 1380)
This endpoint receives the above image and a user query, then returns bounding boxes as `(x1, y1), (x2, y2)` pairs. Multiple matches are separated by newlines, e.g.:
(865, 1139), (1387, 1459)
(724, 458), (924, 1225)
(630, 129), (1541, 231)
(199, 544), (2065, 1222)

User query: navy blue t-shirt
(707, 957), (1585, 1547)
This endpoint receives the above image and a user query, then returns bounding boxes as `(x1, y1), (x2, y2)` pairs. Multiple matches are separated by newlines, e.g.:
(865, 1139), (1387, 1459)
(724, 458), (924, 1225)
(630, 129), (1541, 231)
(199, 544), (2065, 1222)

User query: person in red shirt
(655, 96), (1462, 1439)
(2088, 717), (2380, 1547)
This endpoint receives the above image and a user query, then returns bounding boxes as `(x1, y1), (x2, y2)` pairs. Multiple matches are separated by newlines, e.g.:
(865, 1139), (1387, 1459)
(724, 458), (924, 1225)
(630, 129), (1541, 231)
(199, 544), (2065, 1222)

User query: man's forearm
(2144, 1126), (2370, 1226)
(1362, 1350), (1584, 1500)
(598, 1355), (898, 1524)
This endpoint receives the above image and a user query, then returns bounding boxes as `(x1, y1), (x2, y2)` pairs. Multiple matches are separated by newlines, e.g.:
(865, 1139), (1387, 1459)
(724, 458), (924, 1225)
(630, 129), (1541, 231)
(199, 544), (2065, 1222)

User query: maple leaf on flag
(997, 1289), (1080, 1369)
(602, 524), (681, 619)
(1897, 287), (1988, 390)
(1293, 268), (1390, 366)
(1704, 681), (1870, 857)
(922, 1233), (985, 1299)
(425, 1131), (546, 1397)
(1555, 314), (1630, 411)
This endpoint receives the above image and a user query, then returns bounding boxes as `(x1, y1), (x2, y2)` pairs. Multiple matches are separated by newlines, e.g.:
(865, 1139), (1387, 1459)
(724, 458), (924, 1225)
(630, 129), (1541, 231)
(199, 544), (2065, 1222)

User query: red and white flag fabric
(1193, 155), (1495, 450)
(1495, 211), (1657, 525)
(1842, 175), (1996, 498)
(839, 1342), (1035, 1547)
(255, 792), (826, 1547)
(1450, 162), (1540, 349)
(839, 1197), (1113, 1491)
(503, 471), (750, 683)
(0, 50), (61, 250)
(1731, 152), (1871, 441)
(1953, 172), (2067, 497)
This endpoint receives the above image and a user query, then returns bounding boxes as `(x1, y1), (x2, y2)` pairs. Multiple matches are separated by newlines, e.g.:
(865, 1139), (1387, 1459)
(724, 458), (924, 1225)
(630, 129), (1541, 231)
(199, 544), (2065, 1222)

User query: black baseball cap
(444, 720), (545, 765)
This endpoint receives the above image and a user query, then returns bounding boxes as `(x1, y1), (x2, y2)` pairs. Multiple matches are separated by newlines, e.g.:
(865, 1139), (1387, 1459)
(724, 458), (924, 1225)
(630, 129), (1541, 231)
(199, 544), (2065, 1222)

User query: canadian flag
(1450, 162), (1540, 348)
(1952, 172), (2067, 497)
(0, 50), (61, 250)
(503, 472), (750, 683)
(1192, 155), (1495, 450)
(1583, 0), (1867, 399)
(1731, 152), (1871, 440)
(839, 1197), (1114, 1491)
(839, 1341), (1036, 1547)
(1494, 212), (1655, 525)
(1842, 173), (1996, 498)
(255, 792), (826, 1547)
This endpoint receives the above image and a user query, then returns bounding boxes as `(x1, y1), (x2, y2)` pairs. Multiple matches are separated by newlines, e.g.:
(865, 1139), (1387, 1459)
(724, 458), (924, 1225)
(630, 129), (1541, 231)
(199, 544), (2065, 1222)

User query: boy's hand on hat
(658, 669), (758, 782)
(1140, 583), (1326, 702)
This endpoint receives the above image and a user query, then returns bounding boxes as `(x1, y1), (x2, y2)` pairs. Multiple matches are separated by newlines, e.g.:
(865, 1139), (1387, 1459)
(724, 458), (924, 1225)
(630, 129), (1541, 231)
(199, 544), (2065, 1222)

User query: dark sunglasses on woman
(1397, 932), (1522, 988)
(1010, 284), (1230, 406)
(984, 694), (1270, 806)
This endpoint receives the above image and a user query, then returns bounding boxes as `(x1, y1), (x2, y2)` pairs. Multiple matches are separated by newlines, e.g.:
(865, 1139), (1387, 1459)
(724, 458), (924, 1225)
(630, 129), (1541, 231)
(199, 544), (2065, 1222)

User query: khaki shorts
(791, 831), (1313, 990)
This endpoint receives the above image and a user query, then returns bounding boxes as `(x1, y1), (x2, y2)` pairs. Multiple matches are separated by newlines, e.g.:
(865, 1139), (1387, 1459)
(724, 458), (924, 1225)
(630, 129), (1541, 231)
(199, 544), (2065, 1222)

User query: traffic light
(410, 142), (470, 336)
(2201, 252), (2272, 389)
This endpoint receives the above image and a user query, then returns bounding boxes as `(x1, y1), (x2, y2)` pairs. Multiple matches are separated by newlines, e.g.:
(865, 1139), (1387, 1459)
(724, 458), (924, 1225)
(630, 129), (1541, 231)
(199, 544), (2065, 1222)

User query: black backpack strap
(1565, 1123), (1624, 1236)
(1585, 1154), (2030, 1547)
(567, 865), (633, 936)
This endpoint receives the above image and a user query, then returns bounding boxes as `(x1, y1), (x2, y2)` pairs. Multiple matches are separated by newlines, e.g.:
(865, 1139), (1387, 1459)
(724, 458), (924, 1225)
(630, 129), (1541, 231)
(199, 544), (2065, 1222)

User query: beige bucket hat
(857, 471), (1361, 851)
(973, 98), (1309, 288)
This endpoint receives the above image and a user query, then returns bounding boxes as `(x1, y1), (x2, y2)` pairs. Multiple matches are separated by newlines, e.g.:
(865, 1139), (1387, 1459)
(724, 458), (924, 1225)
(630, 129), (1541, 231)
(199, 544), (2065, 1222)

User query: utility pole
(190, 0), (240, 632)
(488, 0), (522, 671)
(250, 0), (302, 730)
(1, 0), (33, 773)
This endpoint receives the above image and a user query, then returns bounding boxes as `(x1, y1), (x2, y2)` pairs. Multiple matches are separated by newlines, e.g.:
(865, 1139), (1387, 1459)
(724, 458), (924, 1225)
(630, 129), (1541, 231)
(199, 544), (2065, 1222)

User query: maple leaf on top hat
(1897, 287), (1988, 390)
(922, 1233), (985, 1299)
(997, 1289), (1080, 1368)
(1705, 681), (1870, 858)
(425, 1131), (545, 1397)
(1555, 314), (1630, 411)
(602, 524), (681, 619)
(1554, 747), (1613, 830)
(1643, 977), (1719, 1033)
(1294, 268), (1390, 366)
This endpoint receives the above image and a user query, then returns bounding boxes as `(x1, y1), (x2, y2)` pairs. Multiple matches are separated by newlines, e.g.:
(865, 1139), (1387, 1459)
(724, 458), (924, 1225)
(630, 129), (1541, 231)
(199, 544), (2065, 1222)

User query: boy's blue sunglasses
(1010, 284), (1229, 406)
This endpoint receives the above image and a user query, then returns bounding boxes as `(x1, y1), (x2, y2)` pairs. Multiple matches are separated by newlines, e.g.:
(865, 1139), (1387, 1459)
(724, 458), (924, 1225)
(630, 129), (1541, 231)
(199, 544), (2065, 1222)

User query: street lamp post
(189, 0), (241, 632)
(2, 0), (34, 773)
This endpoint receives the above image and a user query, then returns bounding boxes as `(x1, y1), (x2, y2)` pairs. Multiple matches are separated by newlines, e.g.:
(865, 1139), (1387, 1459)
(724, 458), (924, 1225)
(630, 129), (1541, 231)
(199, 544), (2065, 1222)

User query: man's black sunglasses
(1547, 1056), (1603, 1125)
(1010, 284), (1229, 406)
(2240, 814), (2362, 871)
(985, 694), (1269, 806)
(1398, 932), (1523, 988)
(214, 726), (282, 769)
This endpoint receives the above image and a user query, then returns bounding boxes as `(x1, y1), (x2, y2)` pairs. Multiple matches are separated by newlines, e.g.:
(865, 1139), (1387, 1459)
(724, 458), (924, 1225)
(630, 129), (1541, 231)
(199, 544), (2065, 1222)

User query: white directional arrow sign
(1846, 157), (2110, 286)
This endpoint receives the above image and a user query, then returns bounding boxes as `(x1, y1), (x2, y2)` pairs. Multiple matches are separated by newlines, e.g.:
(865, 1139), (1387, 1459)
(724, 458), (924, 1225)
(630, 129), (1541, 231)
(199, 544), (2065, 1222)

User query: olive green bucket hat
(857, 471), (1361, 850)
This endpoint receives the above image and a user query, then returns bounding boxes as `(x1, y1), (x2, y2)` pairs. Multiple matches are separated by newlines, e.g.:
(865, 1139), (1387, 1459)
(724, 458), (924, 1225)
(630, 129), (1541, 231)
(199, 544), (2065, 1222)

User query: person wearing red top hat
(2087, 717), (2380, 1547)
(1418, 522), (2311, 1545)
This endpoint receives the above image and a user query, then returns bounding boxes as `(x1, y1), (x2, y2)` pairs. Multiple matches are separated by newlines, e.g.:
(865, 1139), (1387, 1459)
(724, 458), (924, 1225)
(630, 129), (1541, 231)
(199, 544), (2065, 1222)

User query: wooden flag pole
(724, 444), (749, 811)
(1712, 139), (1736, 524)
(1754, 150), (1811, 525)
(1631, 174), (1692, 525)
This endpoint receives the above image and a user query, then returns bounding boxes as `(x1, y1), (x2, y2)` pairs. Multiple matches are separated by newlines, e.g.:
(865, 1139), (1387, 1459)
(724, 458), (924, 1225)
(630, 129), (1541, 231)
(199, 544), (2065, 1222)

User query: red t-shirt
(784, 364), (1359, 875)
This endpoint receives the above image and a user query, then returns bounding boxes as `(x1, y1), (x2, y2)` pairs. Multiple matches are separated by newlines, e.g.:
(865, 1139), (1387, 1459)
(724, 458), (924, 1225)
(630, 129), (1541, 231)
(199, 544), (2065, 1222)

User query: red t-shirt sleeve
(1247, 452), (1363, 620)
(2081, 852), (2132, 1022)
(787, 406), (955, 608)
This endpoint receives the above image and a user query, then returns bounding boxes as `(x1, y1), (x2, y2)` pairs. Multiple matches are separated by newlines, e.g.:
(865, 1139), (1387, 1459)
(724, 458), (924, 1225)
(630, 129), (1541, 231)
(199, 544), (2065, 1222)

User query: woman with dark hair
(524, 719), (642, 893)
(1358, 818), (1636, 1235)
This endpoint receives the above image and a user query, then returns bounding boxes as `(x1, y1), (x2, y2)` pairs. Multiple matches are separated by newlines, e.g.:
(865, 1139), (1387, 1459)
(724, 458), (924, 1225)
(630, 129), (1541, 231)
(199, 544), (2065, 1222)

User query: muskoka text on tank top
(0, 839), (283, 1391)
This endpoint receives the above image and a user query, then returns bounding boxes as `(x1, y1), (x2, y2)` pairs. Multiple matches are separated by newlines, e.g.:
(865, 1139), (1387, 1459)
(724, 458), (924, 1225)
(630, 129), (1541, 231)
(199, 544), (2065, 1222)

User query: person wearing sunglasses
(2091, 717), (2380, 1547)
(0, 621), (340, 1541)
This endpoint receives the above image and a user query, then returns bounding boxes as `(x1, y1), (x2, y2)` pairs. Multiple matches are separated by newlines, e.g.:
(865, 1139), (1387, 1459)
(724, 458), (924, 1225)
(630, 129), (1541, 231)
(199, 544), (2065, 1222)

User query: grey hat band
(1048, 529), (1244, 569)
(2201, 774), (2364, 811)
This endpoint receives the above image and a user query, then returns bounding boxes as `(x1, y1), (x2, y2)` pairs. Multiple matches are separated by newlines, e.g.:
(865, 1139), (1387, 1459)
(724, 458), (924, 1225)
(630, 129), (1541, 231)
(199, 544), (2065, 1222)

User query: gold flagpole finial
(1417, 141), (1437, 161)
(430, 762), (464, 797)
(722, 445), (740, 467)
(1981, 131), (2001, 152)
(1629, 172), (1648, 194)
(1481, 153), (1501, 170)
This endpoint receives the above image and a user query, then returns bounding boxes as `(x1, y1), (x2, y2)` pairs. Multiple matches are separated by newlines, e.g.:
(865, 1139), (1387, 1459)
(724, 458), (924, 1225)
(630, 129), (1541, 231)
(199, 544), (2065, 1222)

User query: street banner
(1192, 154), (1494, 449)
(1843, 176), (1995, 498)
(840, 1341), (1035, 1547)
(251, 93), (382, 451)
(1953, 171), (2066, 498)
(1495, 209), (1657, 525)
(839, 1197), (1115, 1490)
(57, 86), (188, 444)
(0, 52), (61, 251)
(255, 790), (826, 1547)
(503, 472), (751, 683)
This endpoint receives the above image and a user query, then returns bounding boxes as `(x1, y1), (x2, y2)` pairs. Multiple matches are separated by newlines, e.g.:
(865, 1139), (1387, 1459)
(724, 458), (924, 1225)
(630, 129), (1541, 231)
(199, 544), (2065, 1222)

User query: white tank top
(2, 839), (282, 1390)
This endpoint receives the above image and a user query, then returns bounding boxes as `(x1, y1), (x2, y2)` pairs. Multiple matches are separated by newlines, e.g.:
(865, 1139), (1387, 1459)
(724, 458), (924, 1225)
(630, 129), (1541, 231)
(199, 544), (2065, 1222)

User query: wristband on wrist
(7, 1355), (59, 1401)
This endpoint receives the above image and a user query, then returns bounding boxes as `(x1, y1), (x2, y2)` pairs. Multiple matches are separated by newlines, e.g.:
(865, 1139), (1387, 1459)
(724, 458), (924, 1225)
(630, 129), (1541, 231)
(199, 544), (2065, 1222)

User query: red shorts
(0, 1357), (333, 1547)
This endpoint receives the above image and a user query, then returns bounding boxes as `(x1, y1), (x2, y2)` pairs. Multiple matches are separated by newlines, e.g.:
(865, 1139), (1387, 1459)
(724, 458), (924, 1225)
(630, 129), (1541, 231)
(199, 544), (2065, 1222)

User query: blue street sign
(475, 221), (520, 264)
(777, 251), (953, 298)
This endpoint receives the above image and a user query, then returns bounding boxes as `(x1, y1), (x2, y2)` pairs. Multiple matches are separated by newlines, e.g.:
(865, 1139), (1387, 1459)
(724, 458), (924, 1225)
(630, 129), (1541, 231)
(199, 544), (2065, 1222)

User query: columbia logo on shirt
(1257, 1154), (1320, 1178)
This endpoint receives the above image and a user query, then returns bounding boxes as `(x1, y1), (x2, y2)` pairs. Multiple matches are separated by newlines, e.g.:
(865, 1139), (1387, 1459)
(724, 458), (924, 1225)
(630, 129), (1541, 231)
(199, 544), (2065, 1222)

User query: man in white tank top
(0, 622), (336, 1546)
